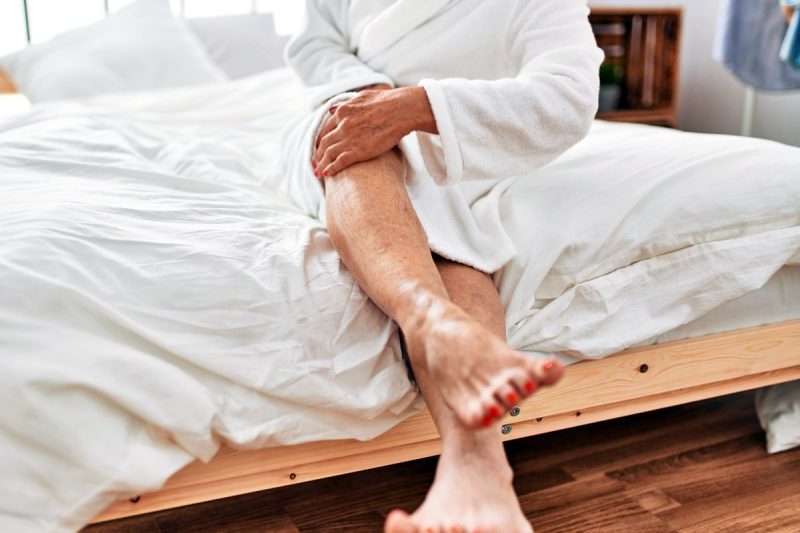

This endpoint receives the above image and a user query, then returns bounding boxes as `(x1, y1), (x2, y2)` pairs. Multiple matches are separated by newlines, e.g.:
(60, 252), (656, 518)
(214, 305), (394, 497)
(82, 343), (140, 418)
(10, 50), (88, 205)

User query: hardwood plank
(655, 456), (800, 530)
(628, 489), (681, 514)
(680, 493), (800, 533)
(517, 475), (627, 517)
(529, 490), (676, 533)
(291, 512), (384, 533)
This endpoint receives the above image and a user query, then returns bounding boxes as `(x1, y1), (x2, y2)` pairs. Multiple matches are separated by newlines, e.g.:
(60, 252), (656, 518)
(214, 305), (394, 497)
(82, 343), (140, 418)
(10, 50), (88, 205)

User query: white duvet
(1, 69), (799, 531)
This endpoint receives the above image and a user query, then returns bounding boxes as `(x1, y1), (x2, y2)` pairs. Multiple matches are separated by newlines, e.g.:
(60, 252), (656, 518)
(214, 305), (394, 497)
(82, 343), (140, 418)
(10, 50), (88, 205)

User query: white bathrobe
(272, 0), (604, 272)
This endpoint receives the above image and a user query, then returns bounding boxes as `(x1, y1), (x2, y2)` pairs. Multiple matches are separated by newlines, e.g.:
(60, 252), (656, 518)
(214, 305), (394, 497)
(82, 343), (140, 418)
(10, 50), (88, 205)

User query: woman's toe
(530, 357), (563, 387)
(385, 509), (417, 533)
(479, 398), (503, 425)
(465, 398), (492, 428)
(493, 382), (519, 410)
(540, 358), (564, 385)
(509, 371), (534, 398)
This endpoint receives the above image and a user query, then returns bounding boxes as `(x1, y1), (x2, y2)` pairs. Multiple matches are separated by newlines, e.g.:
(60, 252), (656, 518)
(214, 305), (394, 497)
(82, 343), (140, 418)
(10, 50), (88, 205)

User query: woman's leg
(322, 149), (563, 427)
(384, 257), (535, 533)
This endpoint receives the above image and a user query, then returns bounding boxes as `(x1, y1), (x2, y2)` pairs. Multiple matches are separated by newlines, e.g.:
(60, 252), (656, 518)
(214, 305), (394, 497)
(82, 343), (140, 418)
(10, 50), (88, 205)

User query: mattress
(645, 265), (800, 347)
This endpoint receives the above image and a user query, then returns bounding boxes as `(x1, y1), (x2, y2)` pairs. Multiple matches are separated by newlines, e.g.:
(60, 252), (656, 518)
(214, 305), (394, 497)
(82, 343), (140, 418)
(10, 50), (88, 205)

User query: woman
(274, 1), (603, 530)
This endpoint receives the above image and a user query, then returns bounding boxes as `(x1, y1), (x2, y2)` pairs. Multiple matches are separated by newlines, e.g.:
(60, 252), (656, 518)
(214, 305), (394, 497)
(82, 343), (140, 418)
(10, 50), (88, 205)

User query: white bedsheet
(1, 69), (798, 531)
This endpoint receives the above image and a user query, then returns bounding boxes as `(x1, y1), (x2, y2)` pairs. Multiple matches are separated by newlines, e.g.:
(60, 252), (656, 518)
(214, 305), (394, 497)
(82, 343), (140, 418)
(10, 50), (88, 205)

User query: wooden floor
(86, 391), (800, 533)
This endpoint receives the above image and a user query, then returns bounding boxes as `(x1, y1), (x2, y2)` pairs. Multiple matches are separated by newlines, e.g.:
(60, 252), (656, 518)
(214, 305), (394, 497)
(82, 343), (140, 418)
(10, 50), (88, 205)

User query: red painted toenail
(507, 392), (518, 404)
(489, 405), (501, 418)
(322, 170), (329, 177)
(312, 161), (317, 169)
(543, 359), (555, 371)
(525, 380), (537, 393)
(481, 414), (493, 427)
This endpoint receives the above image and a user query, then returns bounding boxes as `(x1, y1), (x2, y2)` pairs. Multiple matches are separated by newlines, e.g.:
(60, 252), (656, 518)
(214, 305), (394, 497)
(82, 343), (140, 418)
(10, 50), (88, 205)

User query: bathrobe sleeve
(286, 0), (395, 107)
(416, 0), (605, 185)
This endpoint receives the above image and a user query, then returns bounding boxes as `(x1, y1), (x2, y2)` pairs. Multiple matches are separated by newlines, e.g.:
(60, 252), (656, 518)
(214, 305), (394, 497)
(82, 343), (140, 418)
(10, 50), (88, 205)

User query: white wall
(590, 0), (800, 146)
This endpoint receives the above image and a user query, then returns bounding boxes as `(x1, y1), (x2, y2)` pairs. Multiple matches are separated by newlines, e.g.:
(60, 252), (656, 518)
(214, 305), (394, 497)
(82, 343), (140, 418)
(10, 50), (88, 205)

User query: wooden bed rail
(94, 319), (800, 522)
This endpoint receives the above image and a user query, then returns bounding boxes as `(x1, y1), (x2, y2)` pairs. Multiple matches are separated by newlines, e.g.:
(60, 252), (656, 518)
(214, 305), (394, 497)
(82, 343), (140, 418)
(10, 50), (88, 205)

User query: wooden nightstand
(590, 8), (683, 127)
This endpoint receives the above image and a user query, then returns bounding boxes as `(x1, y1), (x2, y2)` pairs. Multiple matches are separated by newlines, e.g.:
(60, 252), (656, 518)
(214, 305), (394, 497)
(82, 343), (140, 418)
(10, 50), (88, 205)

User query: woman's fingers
(314, 113), (339, 153)
(323, 151), (360, 177)
(317, 141), (347, 178)
(314, 124), (343, 171)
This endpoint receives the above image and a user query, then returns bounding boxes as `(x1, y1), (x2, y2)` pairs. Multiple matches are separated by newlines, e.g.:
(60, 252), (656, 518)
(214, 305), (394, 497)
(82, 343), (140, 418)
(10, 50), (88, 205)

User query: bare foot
(403, 300), (563, 428)
(384, 438), (533, 533)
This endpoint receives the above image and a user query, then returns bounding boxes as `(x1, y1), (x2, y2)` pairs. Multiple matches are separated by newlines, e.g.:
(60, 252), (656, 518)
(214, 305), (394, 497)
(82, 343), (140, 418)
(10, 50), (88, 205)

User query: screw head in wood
(510, 406), (521, 417)
(501, 424), (512, 435)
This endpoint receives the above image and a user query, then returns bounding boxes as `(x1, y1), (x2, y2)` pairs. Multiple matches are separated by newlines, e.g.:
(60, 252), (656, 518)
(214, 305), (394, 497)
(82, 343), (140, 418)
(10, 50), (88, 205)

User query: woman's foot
(384, 436), (533, 533)
(403, 299), (563, 428)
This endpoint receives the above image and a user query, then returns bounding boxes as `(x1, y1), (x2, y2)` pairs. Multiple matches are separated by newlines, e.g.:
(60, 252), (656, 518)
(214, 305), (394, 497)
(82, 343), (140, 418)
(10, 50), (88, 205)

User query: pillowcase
(187, 14), (290, 79)
(0, 0), (227, 103)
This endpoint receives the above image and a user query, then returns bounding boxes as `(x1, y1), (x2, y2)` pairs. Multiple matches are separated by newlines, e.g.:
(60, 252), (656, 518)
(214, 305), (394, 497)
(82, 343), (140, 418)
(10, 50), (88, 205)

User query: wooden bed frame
(93, 319), (800, 523)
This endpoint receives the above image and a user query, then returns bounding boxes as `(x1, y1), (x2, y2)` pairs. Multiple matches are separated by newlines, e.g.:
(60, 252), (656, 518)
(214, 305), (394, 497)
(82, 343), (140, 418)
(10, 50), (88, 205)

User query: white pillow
(187, 14), (290, 79)
(0, 0), (227, 103)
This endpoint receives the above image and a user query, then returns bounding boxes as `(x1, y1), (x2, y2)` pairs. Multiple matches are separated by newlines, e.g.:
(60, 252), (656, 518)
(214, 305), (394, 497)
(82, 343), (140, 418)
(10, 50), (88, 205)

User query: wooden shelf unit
(590, 7), (683, 127)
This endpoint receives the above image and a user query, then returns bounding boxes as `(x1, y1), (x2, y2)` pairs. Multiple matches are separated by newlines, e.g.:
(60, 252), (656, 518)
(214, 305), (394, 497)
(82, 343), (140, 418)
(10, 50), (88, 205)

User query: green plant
(599, 62), (624, 85)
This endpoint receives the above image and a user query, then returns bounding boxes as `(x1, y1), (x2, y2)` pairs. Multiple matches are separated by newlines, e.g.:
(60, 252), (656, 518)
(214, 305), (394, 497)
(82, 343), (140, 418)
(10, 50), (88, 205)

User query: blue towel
(715, 0), (800, 90)
(780, 0), (800, 69)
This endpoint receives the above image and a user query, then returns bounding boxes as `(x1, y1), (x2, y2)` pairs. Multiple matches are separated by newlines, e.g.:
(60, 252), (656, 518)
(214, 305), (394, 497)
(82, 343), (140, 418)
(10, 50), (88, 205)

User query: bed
(1, 3), (799, 531)
(0, 67), (797, 531)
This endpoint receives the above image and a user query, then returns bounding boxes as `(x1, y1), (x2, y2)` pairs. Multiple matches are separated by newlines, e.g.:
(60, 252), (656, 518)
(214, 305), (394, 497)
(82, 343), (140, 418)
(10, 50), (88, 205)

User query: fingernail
(322, 170), (329, 177)
(489, 405), (501, 418)
(481, 415), (493, 427)
(507, 392), (518, 404)
(525, 380), (537, 393)
(312, 161), (317, 169)
(313, 170), (318, 177)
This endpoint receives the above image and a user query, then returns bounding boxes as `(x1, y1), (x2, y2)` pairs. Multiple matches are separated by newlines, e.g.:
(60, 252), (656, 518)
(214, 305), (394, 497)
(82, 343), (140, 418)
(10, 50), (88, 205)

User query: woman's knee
(331, 147), (405, 184)
(323, 148), (408, 234)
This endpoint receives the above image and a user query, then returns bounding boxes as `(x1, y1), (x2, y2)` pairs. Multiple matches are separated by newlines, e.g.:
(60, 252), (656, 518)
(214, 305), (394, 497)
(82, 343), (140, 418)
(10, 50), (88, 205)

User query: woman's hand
(312, 86), (437, 178)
